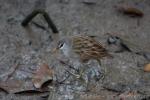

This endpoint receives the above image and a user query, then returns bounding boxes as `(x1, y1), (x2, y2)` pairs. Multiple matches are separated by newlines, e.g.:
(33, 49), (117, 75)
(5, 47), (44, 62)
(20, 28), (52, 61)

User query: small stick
(32, 21), (47, 30)
(102, 86), (122, 93)
(21, 9), (59, 34)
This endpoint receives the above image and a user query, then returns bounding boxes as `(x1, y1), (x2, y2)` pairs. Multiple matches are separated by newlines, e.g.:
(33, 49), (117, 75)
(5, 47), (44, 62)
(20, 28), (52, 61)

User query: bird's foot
(66, 69), (85, 80)
(94, 70), (105, 81)
(66, 70), (79, 78)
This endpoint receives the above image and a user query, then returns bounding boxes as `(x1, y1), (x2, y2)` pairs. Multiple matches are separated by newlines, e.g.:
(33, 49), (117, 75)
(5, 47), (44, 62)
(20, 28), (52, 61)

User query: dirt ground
(0, 0), (150, 100)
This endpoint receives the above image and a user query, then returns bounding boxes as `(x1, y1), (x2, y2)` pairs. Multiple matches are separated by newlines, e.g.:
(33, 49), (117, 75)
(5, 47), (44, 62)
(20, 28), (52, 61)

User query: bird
(21, 9), (112, 79)
(51, 34), (112, 80)
(53, 35), (112, 64)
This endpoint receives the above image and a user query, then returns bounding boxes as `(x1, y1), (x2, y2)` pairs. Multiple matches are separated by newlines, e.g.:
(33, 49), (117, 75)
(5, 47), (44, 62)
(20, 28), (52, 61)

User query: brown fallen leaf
(144, 63), (150, 72)
(0, 79), (22, 93)
(32, 64), (53, 88)
(127, 91), (136, 96)
(116, 5), (144, 17)
(119, 91), (138, 100)
(0, 79), (49, 94)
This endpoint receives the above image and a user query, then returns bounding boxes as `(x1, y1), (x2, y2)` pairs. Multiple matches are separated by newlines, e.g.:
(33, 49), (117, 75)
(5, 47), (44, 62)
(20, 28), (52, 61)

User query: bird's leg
(66, 63), (86, 81)
(97, 59), (101, 66)
(66, 69), (82, 79)
(58, 59), (84, 80)
(78, 65), (86, 79)
(96, 59), (105, 80)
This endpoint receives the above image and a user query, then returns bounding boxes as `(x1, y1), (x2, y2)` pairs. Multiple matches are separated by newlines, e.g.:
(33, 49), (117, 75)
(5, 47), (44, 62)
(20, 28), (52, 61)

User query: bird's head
(51, 38), (71, 56)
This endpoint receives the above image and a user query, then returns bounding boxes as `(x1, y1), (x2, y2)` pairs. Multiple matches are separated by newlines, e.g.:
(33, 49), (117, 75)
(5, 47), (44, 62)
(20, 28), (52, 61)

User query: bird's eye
(58, 42), (64, 48)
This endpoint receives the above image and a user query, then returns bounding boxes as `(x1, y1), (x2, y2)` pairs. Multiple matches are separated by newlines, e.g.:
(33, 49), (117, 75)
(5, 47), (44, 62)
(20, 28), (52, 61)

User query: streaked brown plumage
(71, 35), (111, 62)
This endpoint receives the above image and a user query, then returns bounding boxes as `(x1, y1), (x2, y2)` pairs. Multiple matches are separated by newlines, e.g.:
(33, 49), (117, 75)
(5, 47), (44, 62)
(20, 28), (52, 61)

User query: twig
(102, 86), (122, 93)
(21, 9), (59, 34)
(31, 21), (47, 30)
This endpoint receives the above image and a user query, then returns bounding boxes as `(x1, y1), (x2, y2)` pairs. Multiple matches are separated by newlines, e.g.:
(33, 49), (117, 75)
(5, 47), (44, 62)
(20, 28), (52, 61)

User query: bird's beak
(51, 47), (59, 54)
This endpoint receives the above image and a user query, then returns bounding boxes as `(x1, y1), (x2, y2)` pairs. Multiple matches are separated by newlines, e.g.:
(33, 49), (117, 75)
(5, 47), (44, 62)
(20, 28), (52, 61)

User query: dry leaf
(127, 91), (136, 96)
(116, 5), (144, 17)
(119, 91), (138, 100)
(13, 80), (49, 94)
(0, 79), (49, 94)
(32, 64), (53, 88)
(0, 79), (22, 93)
(144, 63), (150, 72)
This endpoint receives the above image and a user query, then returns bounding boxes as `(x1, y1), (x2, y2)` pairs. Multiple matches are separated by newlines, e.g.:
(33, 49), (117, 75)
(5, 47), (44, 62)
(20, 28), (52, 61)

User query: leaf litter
(32, 63), (53, 89)
(0, 79), (49, 94)
(116, 4), (144, 17)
